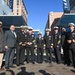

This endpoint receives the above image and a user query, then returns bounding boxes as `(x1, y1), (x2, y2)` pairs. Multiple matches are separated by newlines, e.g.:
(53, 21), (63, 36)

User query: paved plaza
(0, 61), (75, 75)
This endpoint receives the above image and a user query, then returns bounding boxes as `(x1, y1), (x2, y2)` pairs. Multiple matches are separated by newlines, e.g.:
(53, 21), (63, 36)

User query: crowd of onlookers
(0, 21), (75, 71)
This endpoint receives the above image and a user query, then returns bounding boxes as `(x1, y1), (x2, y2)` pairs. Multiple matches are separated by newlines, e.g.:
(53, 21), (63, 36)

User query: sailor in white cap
(67, 22), (75, 68)
(52, 26), (62, 64)
(53, 26), (59, 30)
(44, 28), (53, 64)
(45, 28), (50, 32)
(20, 25), (28, 33)
(16, 25), (28, 66)
(68, 23), (75, 27)
(20, 25), (25, 28)
(36, 31), (45, 63)
(28, 27), (33, 30)
(24, 26), (28, 28)
(38, 32), (42, 35)
(53, 26), (59, 35)
(26, 26), (35, 64)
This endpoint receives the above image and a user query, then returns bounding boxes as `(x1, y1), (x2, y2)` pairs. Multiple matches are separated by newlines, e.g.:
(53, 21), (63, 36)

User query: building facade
(3, 0), (28, 24)
(56, 0), (75, 28)
(0, 0), (28, 29)
(45, 12), (63, 30)
(45, 0), (75, 32)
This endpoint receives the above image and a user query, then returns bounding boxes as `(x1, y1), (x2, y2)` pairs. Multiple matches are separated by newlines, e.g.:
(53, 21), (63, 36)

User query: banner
(9, 0), (13, 10)
(0, 0), (12, 15)
(63, 0), (70, 13)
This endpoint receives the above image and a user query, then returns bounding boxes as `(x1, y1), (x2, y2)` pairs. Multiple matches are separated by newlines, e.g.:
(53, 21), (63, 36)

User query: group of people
(0, 21), (75, 70)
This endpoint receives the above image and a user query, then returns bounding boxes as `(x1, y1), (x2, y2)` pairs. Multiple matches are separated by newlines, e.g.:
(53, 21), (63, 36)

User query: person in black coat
(26, 27), (35, 64)
(36, 32), (45, 63)
(16, 26), (28, 66)
(52, 26), (62, 64)
(44, 29), (53, 63)
(0, 21), (5, 70)
(61, 28), (70, 65)
(67, 23), (75, 68)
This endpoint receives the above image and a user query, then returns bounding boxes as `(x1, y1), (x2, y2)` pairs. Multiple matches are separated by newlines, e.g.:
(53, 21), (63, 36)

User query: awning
(56, 13), (75, 27)
(0, 15), (28, 28)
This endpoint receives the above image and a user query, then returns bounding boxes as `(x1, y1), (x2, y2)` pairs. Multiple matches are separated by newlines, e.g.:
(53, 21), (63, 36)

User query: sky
(24, 0), (63, 35)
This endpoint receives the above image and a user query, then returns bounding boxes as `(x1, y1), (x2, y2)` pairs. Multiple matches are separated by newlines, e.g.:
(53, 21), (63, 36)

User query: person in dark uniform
(44, 28), (53, 64)
(26, 27), (35, 64)
(16, 26), (28, 66)
(67, 23), (75, 68)
(36, 32), (45, 63)
(52, 26), (62, 64)
(24, 26), (28, 62)
(61, 28), (70, 65)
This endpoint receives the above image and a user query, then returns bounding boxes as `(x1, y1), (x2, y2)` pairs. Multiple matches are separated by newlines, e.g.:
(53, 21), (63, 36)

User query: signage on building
(69, 0), (75, 9)
(63, 0), (70, 13)
(9, 0), (13, 10)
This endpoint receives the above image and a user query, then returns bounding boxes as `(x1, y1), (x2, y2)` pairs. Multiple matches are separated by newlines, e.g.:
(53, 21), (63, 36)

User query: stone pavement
(0, 62), (75, 75)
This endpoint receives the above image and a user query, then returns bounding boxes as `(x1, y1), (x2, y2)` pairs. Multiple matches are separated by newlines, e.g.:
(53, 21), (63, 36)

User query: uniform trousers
(16, 46), (25, 65)
(37, 48), (44, 63)
(54, 47), (61, 64)
(46, 48), (52, 63)
(63, 47), (70, 65)
(5, 47), (15, 67)
(69, 48), (75, 67)
(26, 46), (34, 63)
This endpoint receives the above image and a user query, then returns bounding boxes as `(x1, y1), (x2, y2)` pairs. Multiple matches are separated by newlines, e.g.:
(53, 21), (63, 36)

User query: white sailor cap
(53, 26), (59, 29)
(38, 32), (42, 35)
(24, 26), (28, 29)
(20, 25), (26, 28)
(28, 27), (33, 30)
(68, 23), (75, 27)
(45, 28), (50, 32)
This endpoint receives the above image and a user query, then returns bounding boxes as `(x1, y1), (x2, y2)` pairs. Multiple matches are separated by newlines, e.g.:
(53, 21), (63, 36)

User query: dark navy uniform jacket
(67, 30), (75, 49)
(52, 32), (61, 48)
(26, 33), (35, 47)
(36, 37), (45, 48)
(44, 33), (53, 48)
(17, 30), (27, 45)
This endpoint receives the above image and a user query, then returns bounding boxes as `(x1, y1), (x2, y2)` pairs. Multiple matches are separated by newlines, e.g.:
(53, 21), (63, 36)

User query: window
(17, 6), (19, 8)
(17, 9), (19, 12)
(17, 0), (19, 5)
(17, 13), (19, 15)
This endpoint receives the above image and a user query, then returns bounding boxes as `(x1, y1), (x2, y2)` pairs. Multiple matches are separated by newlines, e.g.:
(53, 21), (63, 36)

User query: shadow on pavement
(0, 72), (5, 75)
(70, 69), (75, 73)
(6, 70), (15, 75)
(17, 67), (35, 75)
(39, 70), (51, 75)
